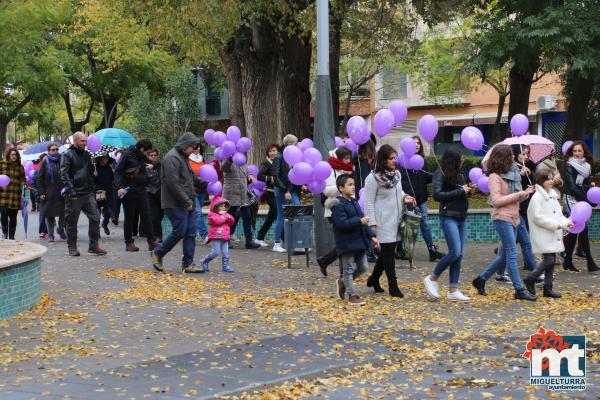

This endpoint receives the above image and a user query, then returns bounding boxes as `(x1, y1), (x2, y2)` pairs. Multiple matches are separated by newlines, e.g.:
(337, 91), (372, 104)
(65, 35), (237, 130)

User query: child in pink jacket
(201, 196), (235, 272)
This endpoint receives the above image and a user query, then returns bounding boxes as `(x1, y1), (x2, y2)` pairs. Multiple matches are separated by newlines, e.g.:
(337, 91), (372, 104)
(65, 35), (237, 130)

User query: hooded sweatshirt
(160, 132), (200, 210)
(207, 195), (235, 241)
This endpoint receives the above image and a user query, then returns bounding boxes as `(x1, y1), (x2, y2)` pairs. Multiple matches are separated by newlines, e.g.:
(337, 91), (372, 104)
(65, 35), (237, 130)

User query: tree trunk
(0, 120), (8, 158)
(492, 93), (507, 144)
(507, 62), (538, 137)
(96, 95), (118, 131)
(220, 39), (246, 133)
(563, 70), (594, 142)
(63, 93), (95, 133)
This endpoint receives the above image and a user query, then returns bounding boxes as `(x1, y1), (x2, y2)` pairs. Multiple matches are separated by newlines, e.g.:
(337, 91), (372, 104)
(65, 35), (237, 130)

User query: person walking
(272, 134), (301, 253)
(145, 149), (163, 242)
(0, 147), (26, 240)
(94, 155), (114, 236)
(353, 140), (377, 263)
(151, 132), (203, 273)
(523, 169), (574, 298)
(31, 153), (48, 238)
(363, 144), (415, 298)
(200, 195), (236, 272)
(188, 144), (209, 240)
(562, 141), (599, 273)
(400, 136), (444, 262)
(38, 144), (66, 242)
(255, 143), (279, 247)
(60, 132), (106, 256)
(423, 148), (474, 302)
(472, 144), (536, 301)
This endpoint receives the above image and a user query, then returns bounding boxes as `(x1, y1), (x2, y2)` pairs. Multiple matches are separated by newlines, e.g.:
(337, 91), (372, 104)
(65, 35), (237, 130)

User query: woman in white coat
(523, 169), (574, 298)
(364, 144), (415, 297)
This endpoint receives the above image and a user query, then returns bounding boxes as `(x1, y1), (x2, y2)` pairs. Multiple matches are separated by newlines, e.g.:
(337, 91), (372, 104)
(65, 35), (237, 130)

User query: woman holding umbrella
(38, 143), (66, 242)
(0, 147), (26, 239)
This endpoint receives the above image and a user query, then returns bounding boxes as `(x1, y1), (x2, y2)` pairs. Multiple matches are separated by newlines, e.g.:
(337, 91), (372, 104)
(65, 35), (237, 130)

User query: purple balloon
(400, 137), (417, 157)
(407, 154), (424, 171)
(468, 167), (483, 184)
(347, 116), (370, 145)
(373, 109), (395, 138)
(207, 181), (222, 196)
(232, 152), (247, 167)
(247, 164), (259, 177)
(510, 114), (529, 137)
(461, 126), (484, 151)
(343, 139), (357, 155)
(253, 180), (266, 191)
(587, 187), (600, 205)
(562, 141), (574, 155)
(570, 201), (592, 223)
(221, 140), (237, 157)
(236, 137), (252, 153)
(288, 166), (303, 185)
(226, 126), (241, 143)
(213, 147), (226, 161)
(397, 153), (409, 168)
(213, 131), (227, 146)
(291, 162), (313, 184)
(203, 129), (215, 145)
(198, 164), (218, 183)
(388, 100), (408, 126)
(87, 134), (102, 152)
(358, 188), (366, 200)
(478, 176), (490, 193)
(313, 161), (333, 181)
(418, 115), (438, 143)
(0, 174), (10, 187)
(307, 180), (326, 194)
(358, 196), (365, 212)
(303, 147), (322, 166)
(298, 138), (314, 152)
(283, 145), (303, 166)
(570, 219), (586, 234)
(335, 136), (345, 148)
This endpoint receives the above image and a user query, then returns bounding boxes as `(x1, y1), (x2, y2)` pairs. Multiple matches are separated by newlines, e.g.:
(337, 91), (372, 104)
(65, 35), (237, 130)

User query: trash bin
(283, 205), (313, 269)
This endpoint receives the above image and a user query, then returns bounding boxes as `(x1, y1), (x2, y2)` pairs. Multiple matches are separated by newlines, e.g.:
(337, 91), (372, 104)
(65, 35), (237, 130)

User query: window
(205, 85), (221, 116)
(381, 69), (408, 99)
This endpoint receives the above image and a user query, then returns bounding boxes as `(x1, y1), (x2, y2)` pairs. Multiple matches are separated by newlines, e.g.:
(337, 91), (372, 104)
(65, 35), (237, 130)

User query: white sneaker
(255, 240), (268, 247)
(272, 243), (286, 253)
(447, 290), (470, 302)
(423, 275), (440, 300)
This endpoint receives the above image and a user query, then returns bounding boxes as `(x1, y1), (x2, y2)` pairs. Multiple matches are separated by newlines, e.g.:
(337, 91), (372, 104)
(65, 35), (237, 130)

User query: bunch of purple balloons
(204, 126), (252, 167)
(569, 201), (593, 234)
(468, 167), (488, 193)
(283, 143), (333, 194)
(246, 164), (267, 198)
(345, 100), (408, 144)
(197, 164), (223, 196)
(396, 137), (425, 171)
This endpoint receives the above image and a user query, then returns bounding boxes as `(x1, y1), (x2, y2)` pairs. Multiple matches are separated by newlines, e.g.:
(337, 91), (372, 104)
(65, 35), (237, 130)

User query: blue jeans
(432, 216), (467, 287)
(418, 202), (434, 248)
(480, 220), (524, 291)
(155, 207), (197, 267)
(274, 187), (300, 243)
(202, 239), (229, 269)
(195, 192), (208, 238)
(496, 215), (537, 274)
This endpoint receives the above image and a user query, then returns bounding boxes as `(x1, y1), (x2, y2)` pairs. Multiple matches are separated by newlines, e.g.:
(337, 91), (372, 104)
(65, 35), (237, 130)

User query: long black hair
(440, 147), (462, 186)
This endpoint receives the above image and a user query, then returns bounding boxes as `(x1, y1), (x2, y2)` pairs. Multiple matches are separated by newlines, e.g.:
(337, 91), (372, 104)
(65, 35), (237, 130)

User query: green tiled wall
(0, 259), (41, 320)
(163, 209), (600, 243)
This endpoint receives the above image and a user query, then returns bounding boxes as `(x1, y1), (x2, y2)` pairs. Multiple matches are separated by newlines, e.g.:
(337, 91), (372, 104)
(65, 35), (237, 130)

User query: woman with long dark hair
(353, 140), (376, 199)
(472, 144), (536, 301)
(255, 143), (279, 246)
(363, 144), (415, 297)
(0, 147), (25, 239)
(562, 141), (598, 273)
(38, 143), (66, 241)
(423, 147), (473, 301)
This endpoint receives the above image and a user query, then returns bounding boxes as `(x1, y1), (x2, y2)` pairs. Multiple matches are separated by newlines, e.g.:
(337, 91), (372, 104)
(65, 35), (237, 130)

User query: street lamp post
(313, 0), (336, 258)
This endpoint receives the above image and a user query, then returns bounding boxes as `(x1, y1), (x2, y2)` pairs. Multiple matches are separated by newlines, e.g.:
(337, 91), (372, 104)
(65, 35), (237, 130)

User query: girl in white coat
(523, 169), (574, 298)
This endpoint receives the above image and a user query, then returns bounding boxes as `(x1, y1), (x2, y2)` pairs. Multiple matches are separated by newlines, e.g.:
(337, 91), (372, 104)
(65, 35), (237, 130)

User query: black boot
(366, 275), (384, 293)
(543, 285), (561, 298)
(428, 245), (444, 262)
(395, 247), (408, 260)
(522, 275), (536, 296)
(562, 257), (580, 272)
(472, 276), (487, 296)
(587, 260), (599, 274)
(388, 282), (404, 298)
(1, 225), (7, 239)
(515, 288), (537, 301)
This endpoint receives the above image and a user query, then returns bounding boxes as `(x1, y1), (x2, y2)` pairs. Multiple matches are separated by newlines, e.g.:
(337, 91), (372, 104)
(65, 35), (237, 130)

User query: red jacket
(207, 195), (235, 241)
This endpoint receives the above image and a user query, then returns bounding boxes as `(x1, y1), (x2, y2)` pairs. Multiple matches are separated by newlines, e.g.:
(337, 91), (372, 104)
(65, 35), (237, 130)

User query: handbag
(96, 190), (107, 202)
(399, 202), (423, 269)
(244, 188), (258, 207)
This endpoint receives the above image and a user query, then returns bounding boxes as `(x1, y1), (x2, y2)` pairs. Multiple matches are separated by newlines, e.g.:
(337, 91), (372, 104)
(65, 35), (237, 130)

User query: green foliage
(423, 155), (482, 175)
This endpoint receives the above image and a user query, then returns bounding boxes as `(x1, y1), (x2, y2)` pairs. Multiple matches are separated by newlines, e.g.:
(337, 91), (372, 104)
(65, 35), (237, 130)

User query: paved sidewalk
(0, 214), (598, 399)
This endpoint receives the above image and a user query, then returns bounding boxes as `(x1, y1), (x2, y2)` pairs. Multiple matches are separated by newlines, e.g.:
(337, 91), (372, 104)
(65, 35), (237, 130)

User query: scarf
(567, 157), (591, 186)
(373, 169), (401, 189)
(499, 163), (522, 194)
(327, 156), (354, 172)
(46, 153), (61, 183)
(189, 153), (203, 163)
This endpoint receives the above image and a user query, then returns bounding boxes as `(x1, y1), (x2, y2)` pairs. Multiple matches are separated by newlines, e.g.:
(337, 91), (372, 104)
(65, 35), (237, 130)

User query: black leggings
(526, 253), (555, 287)
(0, 206), (19, 239)
(369, 242), (399, 290)
(565, 227), (595, 266)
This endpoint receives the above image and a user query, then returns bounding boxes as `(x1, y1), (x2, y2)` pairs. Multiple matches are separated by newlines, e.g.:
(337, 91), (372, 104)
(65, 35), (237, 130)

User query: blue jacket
(331, 195), (374, 256)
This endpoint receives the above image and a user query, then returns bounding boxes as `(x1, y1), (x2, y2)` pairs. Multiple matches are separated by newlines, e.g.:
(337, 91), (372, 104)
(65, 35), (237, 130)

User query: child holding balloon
(522, 169), (574, 298)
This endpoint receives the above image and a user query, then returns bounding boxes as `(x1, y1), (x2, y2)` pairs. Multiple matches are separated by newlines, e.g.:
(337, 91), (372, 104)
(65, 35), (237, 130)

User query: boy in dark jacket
(331, 174), (379, 306)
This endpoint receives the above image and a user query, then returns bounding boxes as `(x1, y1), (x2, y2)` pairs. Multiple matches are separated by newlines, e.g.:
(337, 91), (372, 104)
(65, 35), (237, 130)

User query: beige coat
(527, 185), (571, 254)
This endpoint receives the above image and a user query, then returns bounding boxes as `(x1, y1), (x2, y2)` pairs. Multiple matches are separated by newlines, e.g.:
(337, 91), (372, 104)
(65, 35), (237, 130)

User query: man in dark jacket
(60, 132), (106, 256)
(114, 139), (159, 252)
(151, 132), (202, 273)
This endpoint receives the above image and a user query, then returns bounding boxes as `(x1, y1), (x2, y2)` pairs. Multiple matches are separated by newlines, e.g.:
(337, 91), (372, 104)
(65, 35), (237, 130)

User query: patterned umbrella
(86, 144), (117, 158)
(482, 135), (556, 171)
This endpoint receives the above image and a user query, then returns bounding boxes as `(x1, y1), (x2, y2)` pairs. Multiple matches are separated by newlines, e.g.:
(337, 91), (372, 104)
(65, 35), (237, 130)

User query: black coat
(114, 146), (150, 191)
(94, 163), (115, 196)
(331, 195), (374, 256)
(432, 169), (468, 219)
(564, 164), (592, 202)
(60, 146), (96, 196)
(352, 157), (372, 199)
(258, 159), (275, 191)
(400, 168), (432, 205)
(272, 153), (299, 193)
(38, 158), (65, 218)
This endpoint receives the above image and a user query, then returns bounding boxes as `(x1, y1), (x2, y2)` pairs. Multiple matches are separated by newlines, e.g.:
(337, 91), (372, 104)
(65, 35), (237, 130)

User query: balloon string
(431, 146), (443, 176)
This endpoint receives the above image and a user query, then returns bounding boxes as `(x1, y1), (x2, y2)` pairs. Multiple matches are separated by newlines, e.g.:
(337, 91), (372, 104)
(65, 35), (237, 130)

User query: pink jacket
(207, 196), (235, 241)
(488, 173), (529, 226)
